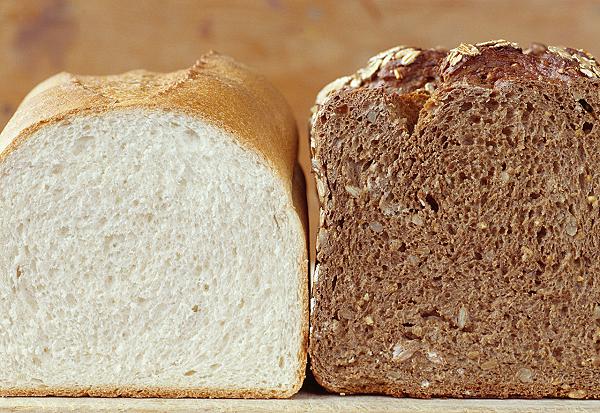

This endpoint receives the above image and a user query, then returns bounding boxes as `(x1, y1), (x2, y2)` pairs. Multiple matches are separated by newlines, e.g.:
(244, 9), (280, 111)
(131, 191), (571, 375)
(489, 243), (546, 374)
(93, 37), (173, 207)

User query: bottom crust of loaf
(312, 369), (598, 399)
(309, 43), (600, 400)
(0, 384), (300, 399)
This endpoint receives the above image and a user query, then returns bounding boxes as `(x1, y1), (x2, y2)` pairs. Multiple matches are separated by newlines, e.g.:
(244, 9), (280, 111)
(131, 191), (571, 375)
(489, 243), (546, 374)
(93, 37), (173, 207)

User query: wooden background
(1, 0), (600, 249)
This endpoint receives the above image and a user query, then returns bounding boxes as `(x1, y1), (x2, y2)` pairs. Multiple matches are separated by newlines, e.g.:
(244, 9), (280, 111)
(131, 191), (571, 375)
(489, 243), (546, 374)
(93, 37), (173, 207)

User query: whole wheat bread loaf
(0, 52), (308, 398)
(309, 41), (600, 398)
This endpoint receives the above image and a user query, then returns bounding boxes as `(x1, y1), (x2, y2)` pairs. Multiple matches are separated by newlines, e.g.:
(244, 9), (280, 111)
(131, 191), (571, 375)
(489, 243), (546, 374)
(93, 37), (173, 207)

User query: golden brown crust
(0, 52), (308, 399)
(0, 385), (296, 399)
(0, 52), (298, 185)
(290, 164), (310, 397)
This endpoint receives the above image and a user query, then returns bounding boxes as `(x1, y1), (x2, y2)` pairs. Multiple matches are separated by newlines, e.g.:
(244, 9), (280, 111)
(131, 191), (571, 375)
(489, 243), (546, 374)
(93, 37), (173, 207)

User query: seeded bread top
(309, 40), (600, 398)
(443, 41), (600, 84)
(312, 40), (600, 119)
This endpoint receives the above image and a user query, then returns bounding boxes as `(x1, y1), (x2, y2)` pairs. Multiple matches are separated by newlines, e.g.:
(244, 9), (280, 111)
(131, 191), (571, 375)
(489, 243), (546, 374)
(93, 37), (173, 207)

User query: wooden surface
(2, 0), (600, 248)
(1, 393), (600, 413)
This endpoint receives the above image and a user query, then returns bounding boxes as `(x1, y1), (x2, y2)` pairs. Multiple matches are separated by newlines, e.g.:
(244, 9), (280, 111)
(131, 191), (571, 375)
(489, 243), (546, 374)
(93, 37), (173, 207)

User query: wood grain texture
(1, 393), (600, 412)
(1, 0), (599, 255)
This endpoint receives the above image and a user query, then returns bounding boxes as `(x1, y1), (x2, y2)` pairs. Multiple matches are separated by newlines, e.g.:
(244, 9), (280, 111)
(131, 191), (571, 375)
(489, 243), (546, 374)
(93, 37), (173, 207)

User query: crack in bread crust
(309, 41), (600, 399)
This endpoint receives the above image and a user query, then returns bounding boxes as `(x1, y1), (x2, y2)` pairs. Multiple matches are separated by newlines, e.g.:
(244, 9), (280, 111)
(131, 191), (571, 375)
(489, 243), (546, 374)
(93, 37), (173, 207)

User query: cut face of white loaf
(0, 109), (305, 396)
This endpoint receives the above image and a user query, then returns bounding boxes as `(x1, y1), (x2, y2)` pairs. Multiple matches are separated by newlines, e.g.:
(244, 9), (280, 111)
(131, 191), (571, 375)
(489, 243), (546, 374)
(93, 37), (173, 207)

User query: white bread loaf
(0, 52), (308, 398)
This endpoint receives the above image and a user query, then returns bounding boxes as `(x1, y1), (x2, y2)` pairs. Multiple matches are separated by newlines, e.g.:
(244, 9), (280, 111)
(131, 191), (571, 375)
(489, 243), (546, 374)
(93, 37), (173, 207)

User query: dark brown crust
(309, 49), (448, 395)
(310, 41), (600, 399)
(0, 53), (308, 399)
(0, 53), (299, 182)
(366, 49), (447, 91)
(442, 42), (600, 85)
(311, 46), (447, 111)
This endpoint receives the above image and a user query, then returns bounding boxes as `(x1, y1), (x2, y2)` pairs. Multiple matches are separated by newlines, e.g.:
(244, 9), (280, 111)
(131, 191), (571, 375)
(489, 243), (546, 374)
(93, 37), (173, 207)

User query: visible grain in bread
(310, 41), (600, 398)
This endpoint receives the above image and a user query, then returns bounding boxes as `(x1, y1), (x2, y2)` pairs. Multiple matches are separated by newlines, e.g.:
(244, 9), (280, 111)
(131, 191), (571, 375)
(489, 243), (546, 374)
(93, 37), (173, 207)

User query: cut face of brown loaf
(309, 41), (600, 398)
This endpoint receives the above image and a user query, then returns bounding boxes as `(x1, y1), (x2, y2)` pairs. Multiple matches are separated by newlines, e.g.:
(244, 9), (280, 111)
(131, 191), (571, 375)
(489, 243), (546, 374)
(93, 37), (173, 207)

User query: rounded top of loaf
(0, 52), (308, 398)
(0, 52), (298, 187)
(312, 40), (600, 113)
(441, 40), (600, 83)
